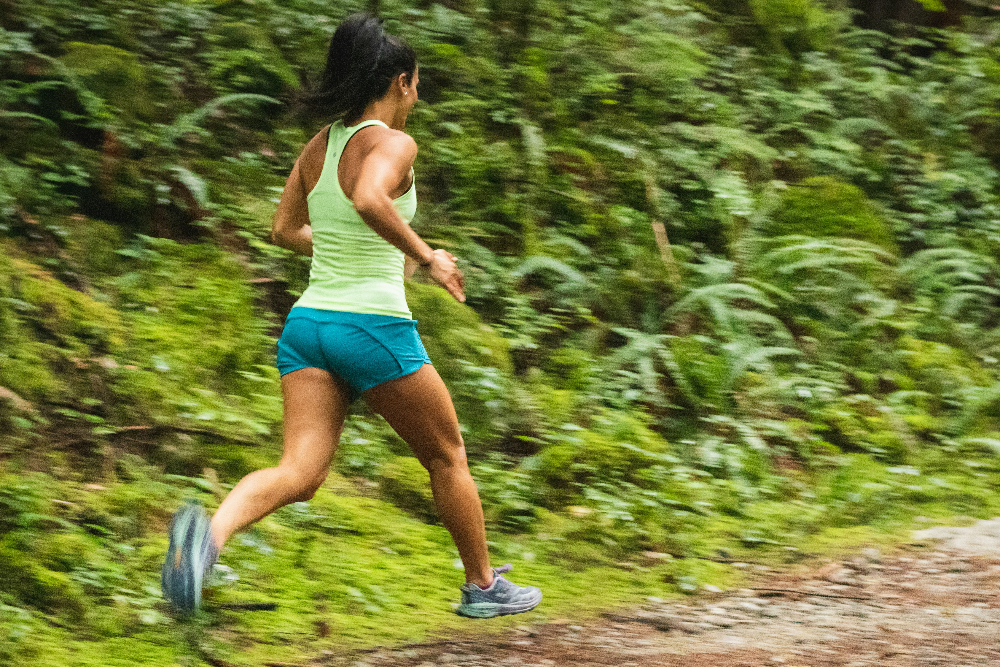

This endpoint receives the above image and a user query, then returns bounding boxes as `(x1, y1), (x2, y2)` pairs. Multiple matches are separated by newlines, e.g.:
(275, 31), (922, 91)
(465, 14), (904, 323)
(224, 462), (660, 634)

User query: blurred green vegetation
(4, 0), (1000, 662)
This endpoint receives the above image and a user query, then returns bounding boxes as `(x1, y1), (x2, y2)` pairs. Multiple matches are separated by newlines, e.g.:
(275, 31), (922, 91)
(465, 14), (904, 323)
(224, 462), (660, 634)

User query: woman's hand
(427, 249), (465, 303)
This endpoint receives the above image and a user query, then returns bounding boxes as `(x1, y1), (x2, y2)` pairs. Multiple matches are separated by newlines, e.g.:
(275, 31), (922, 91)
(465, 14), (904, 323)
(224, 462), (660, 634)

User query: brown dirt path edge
(300, 528), (1000, 667)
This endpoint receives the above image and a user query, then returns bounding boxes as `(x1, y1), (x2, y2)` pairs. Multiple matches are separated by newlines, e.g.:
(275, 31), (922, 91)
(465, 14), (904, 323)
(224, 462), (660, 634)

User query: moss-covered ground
(3, 448), (998, 667)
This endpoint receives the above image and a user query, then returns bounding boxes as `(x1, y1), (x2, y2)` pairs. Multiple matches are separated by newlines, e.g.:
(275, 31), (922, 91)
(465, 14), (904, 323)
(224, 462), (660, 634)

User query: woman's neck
(350, 96), (406, 130)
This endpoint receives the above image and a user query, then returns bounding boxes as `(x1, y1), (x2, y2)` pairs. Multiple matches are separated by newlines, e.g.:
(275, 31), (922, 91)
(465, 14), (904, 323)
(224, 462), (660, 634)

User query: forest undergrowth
(3, 0), (1000, 664)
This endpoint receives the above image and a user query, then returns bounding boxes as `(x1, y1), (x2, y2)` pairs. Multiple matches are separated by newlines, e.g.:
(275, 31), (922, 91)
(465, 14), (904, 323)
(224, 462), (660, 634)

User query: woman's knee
(419, 437), (468, 474)
(280, 463), (328, 501)
(291, 481), (324, 502)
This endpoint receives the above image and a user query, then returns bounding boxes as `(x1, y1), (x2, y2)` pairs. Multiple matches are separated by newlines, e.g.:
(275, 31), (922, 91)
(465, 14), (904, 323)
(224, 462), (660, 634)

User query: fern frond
(511, 255), (589, 285)
(732, 309), (795, 342)
(671, 282), (775, 314)
(835, 117), (898, 140)
(742, 277), (794, 304)
(0, 112), (58, 130)
(157, 94), (280, 149)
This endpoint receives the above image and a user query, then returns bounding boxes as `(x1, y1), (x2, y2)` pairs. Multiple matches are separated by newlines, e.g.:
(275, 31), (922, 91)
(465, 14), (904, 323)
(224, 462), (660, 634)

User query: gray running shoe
(456, 564), (542, 618)
(161, 503), (218, 614)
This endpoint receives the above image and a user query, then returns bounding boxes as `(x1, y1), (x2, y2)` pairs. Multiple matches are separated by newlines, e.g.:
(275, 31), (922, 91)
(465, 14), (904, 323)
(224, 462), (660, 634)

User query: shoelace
(494, 564), (513, 575)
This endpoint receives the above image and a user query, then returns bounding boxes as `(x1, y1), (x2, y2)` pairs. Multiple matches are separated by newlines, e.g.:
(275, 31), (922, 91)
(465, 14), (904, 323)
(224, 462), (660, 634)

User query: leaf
(835, 117), (898, 140)
(511, 256), (589, 285)
(669, 283), (776, 330)
(157, 94), (280, 149)
(961, 438), (1000, 455)
(169, 165), (209, 208)
(21, 512), (77, 531)
(722, 339), (800, 389)
(0, 111), (59, 131)
(709, 169), (754, 218)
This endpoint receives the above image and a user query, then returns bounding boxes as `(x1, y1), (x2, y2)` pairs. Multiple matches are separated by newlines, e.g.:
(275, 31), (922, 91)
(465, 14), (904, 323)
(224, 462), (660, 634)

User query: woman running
(161, 12), (541, 619)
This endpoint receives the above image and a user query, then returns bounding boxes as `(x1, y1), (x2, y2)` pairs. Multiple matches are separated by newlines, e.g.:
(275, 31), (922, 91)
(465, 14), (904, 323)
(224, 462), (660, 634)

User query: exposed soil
(309, 520), (1000, 667)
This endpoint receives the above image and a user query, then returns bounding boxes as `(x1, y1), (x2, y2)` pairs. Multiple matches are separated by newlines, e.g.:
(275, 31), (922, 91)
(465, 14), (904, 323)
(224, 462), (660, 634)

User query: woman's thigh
(361, 363), (464, 470)
(280, 367), (352, 474)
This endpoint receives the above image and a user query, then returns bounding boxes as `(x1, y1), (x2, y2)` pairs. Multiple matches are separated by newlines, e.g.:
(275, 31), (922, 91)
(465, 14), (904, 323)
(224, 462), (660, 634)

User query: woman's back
(293, 120), (417, 319)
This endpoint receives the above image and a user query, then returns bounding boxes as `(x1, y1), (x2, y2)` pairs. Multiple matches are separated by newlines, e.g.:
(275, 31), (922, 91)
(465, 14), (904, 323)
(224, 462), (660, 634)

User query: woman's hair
(306, 13), (416, 124)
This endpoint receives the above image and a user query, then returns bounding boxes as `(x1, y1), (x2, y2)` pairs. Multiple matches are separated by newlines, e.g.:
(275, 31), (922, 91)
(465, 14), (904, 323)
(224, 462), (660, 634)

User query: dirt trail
(322, 520), (1000, 667)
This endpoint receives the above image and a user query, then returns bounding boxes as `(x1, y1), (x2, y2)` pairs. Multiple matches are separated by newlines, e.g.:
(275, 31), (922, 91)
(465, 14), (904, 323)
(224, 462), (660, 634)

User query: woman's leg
(362, 364), (493, 589)
(209, 367), (352, 549)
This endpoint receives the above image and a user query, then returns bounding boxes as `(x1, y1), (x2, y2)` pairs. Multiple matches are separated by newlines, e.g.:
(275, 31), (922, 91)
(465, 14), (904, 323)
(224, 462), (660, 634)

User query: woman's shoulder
(367, 125), (418, 158)
(297, 124), (334, 188)
(338, 123), (417, 174)
(304, 123), (335, 157)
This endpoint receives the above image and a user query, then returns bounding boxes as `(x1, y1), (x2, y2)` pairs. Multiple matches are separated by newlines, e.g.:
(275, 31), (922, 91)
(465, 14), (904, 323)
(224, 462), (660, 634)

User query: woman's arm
(270, 158), (314, 257)
(351, 133), (432, 264)
(353, 133), (465, 303)
(272, 127), (332, 256)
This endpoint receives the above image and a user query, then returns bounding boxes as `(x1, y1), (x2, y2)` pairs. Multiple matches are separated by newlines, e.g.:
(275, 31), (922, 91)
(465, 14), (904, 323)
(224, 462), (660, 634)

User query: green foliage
(155, 93), (282, 151)
(109, 236), (280, 435)
(768, 177), (896, 251)
(207, 23), (298, 97)
(819, 454), (901, 527)
(532, 413), (671, 501)
(6, 0), (1000, 656)
(470, 453), (538, 532)
(406, 282), (512, 376)
(749, 236), (895, 339)
(898, 247), (1000, 338)
(817, 394), (914, 464)
(748, 0), (843, 57)
(0, 469), (178, 633)
(0, 245), (123, 350)
(58, 42), (154, 119)
(0, 542), (87, 620)
(378, 456), (438, 523)
(521, 409), (716, 557)
(406, 281), (524, 449)
(898, 336), (991, 412)
(62, 215), (124, 278)
(0, 244), (123, 408)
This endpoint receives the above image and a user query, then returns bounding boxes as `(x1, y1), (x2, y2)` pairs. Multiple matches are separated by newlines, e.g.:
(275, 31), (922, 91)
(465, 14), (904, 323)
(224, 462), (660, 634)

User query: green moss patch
(59, 43), (154, 118)
(770, 176), (896, 252)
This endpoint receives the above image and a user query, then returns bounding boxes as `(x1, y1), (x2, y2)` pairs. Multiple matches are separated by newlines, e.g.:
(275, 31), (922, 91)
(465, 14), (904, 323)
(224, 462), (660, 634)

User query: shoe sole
(162, 504), (205, 614)
(161, 505), (192, 608)
(456, 593), (542, 619)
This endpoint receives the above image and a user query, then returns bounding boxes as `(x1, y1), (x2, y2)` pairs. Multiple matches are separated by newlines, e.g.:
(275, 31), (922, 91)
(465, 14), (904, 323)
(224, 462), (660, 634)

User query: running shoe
(455, 564), (542, 618)
(161, 502), (218, 614)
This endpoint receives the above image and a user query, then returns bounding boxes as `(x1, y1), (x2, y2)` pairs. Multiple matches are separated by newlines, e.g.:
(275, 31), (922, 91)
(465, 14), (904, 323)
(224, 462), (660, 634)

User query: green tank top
(293, 119), (417, 319)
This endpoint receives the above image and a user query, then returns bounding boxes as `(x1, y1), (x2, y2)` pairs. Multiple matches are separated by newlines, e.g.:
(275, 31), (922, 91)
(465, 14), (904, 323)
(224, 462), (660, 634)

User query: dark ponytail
(306, 13), (416, 125)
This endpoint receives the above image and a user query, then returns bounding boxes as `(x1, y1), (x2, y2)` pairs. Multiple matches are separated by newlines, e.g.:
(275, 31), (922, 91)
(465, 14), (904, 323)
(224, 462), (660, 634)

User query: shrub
(206, 23), (298, 97)
(58, 43), (154, 119)
(748, 0), (842, 58)
(768, 176), (896, 252)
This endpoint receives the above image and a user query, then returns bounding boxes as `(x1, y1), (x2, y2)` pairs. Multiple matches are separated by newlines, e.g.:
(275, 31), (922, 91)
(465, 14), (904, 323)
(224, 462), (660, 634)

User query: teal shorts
(276, 307), (432, 402)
